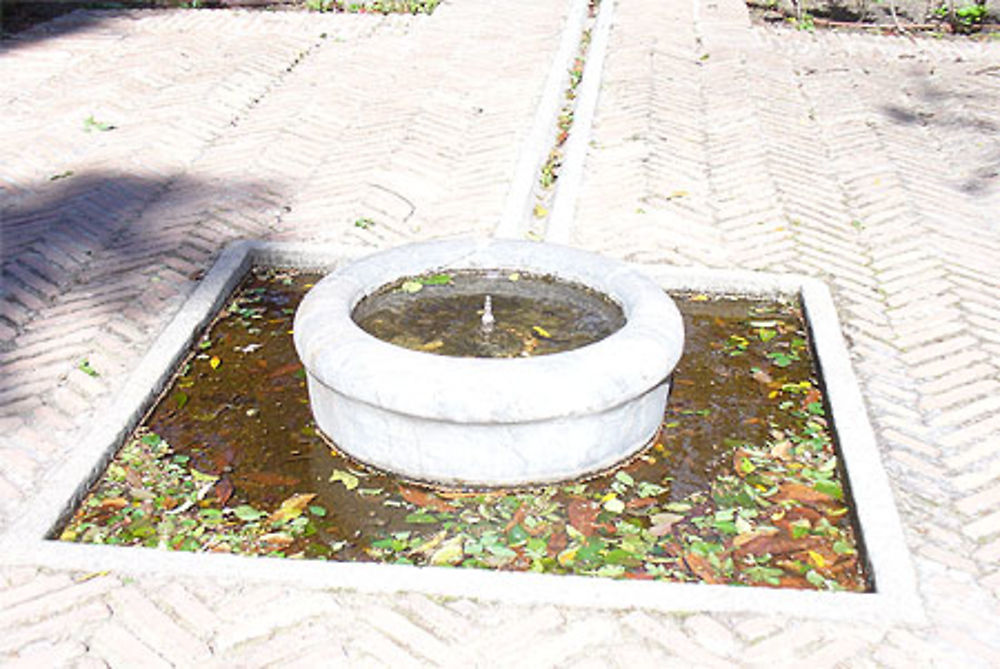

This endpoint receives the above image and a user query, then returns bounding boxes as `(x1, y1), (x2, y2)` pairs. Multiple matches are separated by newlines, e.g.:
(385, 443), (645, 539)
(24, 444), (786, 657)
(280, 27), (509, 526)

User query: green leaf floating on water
(233, 505), (265, 522)
(329, 469), (359, 490)
(813, 479), (843, 500)
(401, 273), (452, 294)
(400, 280), (423, 294)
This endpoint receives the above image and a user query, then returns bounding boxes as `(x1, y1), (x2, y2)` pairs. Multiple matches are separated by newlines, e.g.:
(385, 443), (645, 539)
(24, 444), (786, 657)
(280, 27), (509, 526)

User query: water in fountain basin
(352, 270), (626, 358)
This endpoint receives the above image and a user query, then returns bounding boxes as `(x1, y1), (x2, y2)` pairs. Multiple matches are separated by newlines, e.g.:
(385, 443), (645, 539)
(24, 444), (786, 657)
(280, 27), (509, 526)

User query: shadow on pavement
(1, 170), (279, 362)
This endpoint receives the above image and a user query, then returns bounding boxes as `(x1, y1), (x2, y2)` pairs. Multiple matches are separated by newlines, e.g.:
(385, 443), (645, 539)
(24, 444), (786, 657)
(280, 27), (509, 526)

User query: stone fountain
(293, 238), (684, 488)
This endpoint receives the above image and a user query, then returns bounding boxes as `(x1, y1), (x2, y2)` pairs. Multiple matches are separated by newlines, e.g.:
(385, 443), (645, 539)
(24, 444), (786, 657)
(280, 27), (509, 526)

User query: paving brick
(108, 587), (213, 663)
(88, 621), (172, 669)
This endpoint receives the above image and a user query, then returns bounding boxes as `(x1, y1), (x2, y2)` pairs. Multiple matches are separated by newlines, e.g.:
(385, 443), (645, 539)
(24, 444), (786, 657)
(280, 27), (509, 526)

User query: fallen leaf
(259, 532), (294, 551)
(503, 504), (528, 533)
(547, 529), (568, 557)
(429, 535), (465, 566)
(98, 498), (128, 511)
(213, 477), (234, 505)
(267, 362), (303, 379)
(532, 326), (552, 339)
(733, 526), (779, 548)
(770, 483), (835, 507)
(398, 485), (456, 513)
(400, 280), (423, 294)
(329, 469), (359, 490)
(557, 546), (578, 567)
(770, 440), (793, 461)
(209, 356), (221, 370)
(736, 533), (822, 558)
(409, 529), (448, 557)
(648, 512), (684, 537)
(269, 493), (316, 524)
(683, 552), (723, 584)
(603, 497), (625, 514)
(807, 549), (828, 568)
(567, 499), (600, 537)
(733, 449), (755, 476)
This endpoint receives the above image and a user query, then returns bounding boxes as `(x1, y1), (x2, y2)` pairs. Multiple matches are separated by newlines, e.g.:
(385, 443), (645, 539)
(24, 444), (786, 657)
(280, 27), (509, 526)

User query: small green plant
(354, 217), (375, 230)
(77, 359), (100, 378)
(83, 115), (114, 133)
(936, 1), (989, 31)
(787, 12), (815, 30)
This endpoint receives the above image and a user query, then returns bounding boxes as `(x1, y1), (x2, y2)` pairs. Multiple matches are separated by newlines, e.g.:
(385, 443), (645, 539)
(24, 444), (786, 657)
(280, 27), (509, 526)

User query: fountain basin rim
(293, 239), (684, 423)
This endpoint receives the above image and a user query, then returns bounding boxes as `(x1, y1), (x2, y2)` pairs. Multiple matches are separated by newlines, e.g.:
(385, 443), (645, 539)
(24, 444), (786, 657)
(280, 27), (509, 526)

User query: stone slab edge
(0, 241), (923, 624)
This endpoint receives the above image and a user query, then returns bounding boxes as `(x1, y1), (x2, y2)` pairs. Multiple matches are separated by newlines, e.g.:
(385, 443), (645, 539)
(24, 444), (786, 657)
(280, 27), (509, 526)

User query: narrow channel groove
(492, 0), (591, 239)
(544, 0), (615, 244)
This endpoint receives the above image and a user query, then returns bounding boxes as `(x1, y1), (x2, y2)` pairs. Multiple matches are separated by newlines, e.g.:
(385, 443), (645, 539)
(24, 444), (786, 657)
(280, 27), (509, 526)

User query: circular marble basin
(293, 239), (684, 488)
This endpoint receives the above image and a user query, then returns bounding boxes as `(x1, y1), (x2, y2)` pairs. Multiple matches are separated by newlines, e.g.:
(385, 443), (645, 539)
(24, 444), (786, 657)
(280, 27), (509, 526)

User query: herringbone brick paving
(2, 0), (999, 663)
(573, 0), (1000, 664)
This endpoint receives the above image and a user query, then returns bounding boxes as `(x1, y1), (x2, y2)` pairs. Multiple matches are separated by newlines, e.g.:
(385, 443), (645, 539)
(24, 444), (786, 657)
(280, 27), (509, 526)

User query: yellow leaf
(410, 529), (448, 557)
(807, 550), (827, 568)
(690, 294), (709, 302)
(209, 356), (221, 369)
(190, 468), (219, 484)
(429, 535), (464, 566)
(533, 204), (548, 218)
(557, 547), (578, 567)
(269, 493), (317, 524)
(667, 190), (689, 199)
(532, 325), (552, 339)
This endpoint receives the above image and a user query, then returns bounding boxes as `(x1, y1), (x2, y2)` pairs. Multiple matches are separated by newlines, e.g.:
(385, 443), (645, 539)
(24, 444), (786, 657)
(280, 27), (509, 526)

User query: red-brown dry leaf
(567, 498), (600, 537)
(683, 552), (724, 584)
(503, 504), (528, 533)
(624, 571), (656, 581)
(546, 528), (568, 557)
(398, 485), (457, 513)
(803, 387), (822, 407)
(213, 477), (234, 505)
(626, 497), (658, 510)
(770, 482), (835, 507)
(773, 506), (822, 534)
(99, 498), (128, 511)
(776, 574), (811, 589)
(735, 533), (822, 558)
(267, 362), (303, 380)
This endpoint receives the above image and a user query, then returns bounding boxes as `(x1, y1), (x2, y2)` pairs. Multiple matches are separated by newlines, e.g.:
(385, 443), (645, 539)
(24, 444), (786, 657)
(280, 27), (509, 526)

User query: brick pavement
(2, 0), (1000, 664)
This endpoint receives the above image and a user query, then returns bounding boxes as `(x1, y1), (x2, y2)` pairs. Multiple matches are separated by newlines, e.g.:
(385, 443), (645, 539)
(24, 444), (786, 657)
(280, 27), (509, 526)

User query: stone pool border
(0, 240), (924, 623)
